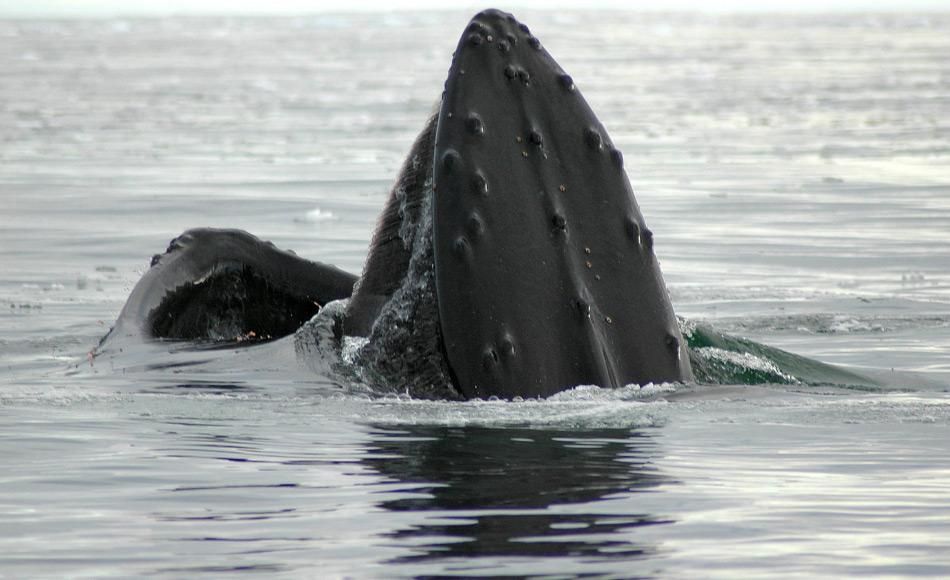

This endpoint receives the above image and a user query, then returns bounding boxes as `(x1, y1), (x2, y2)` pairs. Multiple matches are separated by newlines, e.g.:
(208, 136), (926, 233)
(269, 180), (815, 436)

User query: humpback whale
(102, 9), (700, 399)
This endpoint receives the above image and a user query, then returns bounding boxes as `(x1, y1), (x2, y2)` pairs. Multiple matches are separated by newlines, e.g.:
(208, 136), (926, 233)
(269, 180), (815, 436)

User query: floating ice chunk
(298, 207), (336, 223)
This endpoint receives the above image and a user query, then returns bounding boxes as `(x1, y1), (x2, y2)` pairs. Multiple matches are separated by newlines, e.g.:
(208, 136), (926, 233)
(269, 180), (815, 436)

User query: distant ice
(297, 207), (336, 222)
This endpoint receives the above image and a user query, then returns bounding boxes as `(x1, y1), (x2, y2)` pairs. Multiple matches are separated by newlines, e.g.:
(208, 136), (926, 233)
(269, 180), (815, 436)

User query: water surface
(2, 11), (950, 578)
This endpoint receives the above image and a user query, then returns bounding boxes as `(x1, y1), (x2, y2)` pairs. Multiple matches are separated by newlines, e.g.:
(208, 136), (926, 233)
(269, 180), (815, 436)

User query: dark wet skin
(103, 228), (356, 344)
(103, 10), (696, 399)
(432, 10), (692, 398)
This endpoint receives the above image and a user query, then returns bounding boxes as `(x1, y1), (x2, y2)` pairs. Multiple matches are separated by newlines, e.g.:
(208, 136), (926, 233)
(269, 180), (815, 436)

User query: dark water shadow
(142, 380), (252, 394)
(363, 425), (673, 568)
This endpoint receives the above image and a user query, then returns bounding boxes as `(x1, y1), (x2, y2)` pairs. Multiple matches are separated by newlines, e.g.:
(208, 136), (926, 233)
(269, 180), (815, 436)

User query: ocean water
(2, 10), (950, 578)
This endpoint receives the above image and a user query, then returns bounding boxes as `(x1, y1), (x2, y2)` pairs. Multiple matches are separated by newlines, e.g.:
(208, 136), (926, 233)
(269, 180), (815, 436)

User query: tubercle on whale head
(431, 9), (694, 399)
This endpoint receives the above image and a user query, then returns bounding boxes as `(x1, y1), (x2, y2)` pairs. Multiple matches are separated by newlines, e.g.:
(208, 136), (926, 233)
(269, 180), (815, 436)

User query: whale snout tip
(473, 8), (516, 22)
(463, 9), (531, 44)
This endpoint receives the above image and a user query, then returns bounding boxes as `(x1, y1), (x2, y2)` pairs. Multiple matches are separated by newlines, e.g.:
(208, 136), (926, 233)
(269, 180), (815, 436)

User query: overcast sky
(2, 0), (948, 18)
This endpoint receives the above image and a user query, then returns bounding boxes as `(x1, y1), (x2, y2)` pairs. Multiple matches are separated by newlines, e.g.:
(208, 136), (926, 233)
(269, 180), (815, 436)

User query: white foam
(695, 346), (799, 383)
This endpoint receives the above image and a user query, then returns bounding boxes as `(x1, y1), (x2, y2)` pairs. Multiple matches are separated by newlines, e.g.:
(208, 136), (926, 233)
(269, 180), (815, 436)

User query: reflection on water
(366, 426), (672, 566)
(5, 394), (950, 578)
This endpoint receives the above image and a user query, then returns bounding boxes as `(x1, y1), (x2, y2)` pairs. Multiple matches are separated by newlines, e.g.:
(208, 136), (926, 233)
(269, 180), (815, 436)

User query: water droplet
(504, 65), (516, 79)
(468, 33), (484, 46)
(529, 131), (542, 145)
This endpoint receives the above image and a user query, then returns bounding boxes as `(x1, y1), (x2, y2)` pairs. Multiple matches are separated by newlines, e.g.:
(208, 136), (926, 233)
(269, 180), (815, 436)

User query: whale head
(343, 10), (693, 399)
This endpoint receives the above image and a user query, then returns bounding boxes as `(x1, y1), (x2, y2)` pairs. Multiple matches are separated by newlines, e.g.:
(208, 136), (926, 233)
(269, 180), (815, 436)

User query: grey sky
(2, 0), (948, 18)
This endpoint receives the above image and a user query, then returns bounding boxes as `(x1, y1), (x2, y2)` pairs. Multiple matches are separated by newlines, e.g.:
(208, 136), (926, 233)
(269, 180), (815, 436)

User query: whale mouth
(148, 261), (319, 343)
(101, 10), (692, 401)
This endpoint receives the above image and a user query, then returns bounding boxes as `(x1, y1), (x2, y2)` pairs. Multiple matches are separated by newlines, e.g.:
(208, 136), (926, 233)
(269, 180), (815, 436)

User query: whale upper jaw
(431, 10), (693, 399)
